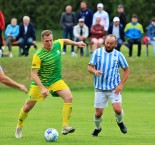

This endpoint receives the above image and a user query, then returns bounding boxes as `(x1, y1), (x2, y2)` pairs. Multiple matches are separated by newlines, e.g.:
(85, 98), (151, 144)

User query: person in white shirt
(73, 18), (88, 56)
(93, 3), (109, 33)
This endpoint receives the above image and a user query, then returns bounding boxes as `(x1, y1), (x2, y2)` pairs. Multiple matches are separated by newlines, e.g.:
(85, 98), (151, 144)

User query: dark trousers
(18, 37), (33, 56)
(76, 38), (85, 56)
(128, 39), (141, 57)
(63, 28), (74, 52)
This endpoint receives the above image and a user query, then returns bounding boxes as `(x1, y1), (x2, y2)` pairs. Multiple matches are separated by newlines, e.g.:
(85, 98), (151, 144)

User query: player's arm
(0, 70), (28, 93)
(62, 39), (86, 48)
(115, 67), (129, 94)
(88, 64), (102, 76)
(31, 69), (49, 98)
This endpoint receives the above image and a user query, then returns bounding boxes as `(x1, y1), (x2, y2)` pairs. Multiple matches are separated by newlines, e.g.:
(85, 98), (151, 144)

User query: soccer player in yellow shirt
(15, 30), (86, 138)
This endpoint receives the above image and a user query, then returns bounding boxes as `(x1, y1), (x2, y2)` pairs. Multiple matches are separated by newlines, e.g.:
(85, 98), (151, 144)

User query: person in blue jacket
(124, 14), (144, 57)
(3, 18), (19, 57)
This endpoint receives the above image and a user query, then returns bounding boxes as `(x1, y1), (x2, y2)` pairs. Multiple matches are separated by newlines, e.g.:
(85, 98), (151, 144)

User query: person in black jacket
(117, 4), (126, 29)
(18, 16), (37, 56)
(108, 17), (125, 51)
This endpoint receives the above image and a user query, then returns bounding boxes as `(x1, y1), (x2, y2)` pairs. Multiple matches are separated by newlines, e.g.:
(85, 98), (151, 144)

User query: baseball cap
(132, 14), (138, 18)
(113, 17), (120, 22)
(79, 18), (84, 22)
(118, 4), (124, 8)
(97, 3), (104, 8)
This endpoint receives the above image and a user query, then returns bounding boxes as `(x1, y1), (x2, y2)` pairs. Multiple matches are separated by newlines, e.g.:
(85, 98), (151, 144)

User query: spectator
(125, 14), (144, 57)
(117, 4), (127, 29)
(147, 17), (155, 56)
(77, 1), (93, 53)
(3, 18), (19, 57)
(91, 18), (106, 50)
(73, 18), (88, 56)
(60, 5), (77, 56)
(108, 17), (125, 51)
(93, 3), (109, 33)
(18, 16), (37, 56)
(0, 10), (5, 57)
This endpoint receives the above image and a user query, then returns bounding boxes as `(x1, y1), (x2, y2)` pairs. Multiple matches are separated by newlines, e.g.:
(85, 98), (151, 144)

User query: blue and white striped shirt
(0, 66), (2, 71)
(89, 48), (128, 90)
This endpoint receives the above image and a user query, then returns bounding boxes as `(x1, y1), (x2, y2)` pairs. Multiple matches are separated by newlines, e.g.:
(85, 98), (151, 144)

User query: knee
(114, 108), (122, 115)
(23, 105), (31, 113)
(95, 111), (102, 118)
(64, 94), (73, 103)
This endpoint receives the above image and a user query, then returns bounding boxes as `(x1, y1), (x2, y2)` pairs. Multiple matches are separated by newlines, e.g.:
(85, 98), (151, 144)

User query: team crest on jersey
(56, 50), (60, 54)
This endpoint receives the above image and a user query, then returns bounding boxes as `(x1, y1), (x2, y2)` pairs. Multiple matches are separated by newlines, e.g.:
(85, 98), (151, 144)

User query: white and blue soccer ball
(44, 128), (59, 142)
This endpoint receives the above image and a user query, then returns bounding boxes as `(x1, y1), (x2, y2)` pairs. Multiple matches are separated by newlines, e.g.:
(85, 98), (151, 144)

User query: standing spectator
(108, 17), (125, 51)
(17, 16), (37, 56)
(60, 5), (77, 56)
(88, 34), (129, 136)
(73, 18), (88, 56)
(117, 4), (127, 29)
(77, 1), (93, 53)
(125, 14), (144, 57)
(3, 18), (19, 57)
(93, 3), (109, 33)
(91, 18), (106, 50)
(147, 18), (155, 56)
(0, 10), (5, 57)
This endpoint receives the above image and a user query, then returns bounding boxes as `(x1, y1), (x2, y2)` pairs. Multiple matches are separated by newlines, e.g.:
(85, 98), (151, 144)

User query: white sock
(94, 115), (102, 130)
(115, 110), (124, 123)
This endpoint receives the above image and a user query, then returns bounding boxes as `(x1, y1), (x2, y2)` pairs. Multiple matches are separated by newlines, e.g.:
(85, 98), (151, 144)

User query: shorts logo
(32, 64), (36, 66)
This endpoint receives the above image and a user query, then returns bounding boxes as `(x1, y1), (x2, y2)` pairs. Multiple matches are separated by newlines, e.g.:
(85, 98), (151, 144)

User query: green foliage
(0, 0), (155, 30)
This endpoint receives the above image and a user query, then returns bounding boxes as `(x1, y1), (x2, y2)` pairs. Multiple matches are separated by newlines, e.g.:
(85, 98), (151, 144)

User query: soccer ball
(44, 128), (59, 142)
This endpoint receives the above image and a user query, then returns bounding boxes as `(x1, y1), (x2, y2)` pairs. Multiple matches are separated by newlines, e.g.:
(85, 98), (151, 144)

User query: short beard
(105, 46), (114, 53)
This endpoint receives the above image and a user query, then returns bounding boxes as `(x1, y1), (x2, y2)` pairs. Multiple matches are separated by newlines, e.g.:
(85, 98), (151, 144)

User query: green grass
(1, 43), (155, 91)
(0, 40), (155, 144)
(0, 89), (155, 145)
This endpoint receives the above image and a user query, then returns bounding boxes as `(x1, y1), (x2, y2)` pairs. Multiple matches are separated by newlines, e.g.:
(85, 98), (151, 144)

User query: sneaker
(117, 121), (127, 134)
(91, 128), (102, 137)
(15, 127), (22, 138)
(62, 51), (66, 55)
(62, 126), (75, 135)
(71, 52), (77, 57)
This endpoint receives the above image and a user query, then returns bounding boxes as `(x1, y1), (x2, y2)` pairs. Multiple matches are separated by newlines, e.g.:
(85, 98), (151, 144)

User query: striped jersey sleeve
(0, 66), (2, 71)
(88, 50), (98, 65)
(118, 52), (128, 69)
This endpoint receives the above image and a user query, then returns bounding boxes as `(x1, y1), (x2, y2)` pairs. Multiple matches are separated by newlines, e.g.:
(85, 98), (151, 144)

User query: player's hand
(94, 70), (102, 76)
(76, 41), (86, 48)
(41, 87), (49, 98)
(115, 83), (123, 94)
(19, 84), (28, 94)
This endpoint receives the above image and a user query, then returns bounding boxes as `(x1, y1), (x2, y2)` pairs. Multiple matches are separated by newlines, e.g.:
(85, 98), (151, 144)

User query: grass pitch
(0, 39), (155, 144)
(0, 89), (155, 145)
